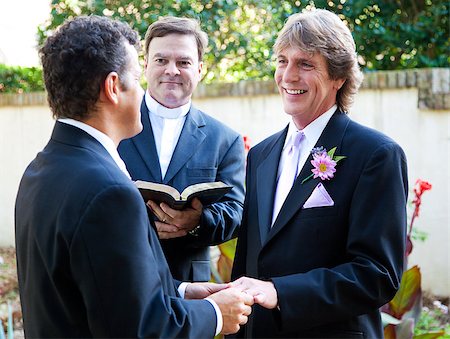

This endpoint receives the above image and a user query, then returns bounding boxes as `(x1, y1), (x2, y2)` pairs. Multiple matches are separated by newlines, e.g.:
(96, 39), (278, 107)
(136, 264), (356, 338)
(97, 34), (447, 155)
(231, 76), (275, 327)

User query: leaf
(389, 266), (422, 318)
(333, 156), (347, 163)
(381, 312), (402, 326)
(217, 238), (237, 260)
(327, 147), (337, 158)
(384, 324), (396, 339)
(413, 331), (446, 339)
(217, 253), (233, 283)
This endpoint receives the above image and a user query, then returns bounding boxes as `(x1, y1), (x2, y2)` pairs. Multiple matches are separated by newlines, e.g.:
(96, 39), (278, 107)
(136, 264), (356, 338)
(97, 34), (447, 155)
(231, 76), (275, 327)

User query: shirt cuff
(205, 297), (223, 336)
(178, 283), (222, 335)
(177, 282), (189, 298)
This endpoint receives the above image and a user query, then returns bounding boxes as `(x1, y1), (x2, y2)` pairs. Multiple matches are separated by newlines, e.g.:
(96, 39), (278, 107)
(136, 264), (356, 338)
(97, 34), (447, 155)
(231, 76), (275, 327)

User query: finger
(241, 292), (255, 305)
(191, 198), (203, 211)
(158, 229), (188, 239)
(155, 221), (179, 233)
(159, 203), (177, 219)
(253, 292), (267, 305)
(230, 277), (245, 288)
(241, 304), (252, 316)
(206, 282), (231, 294)
(238, 314), (249, 325)
(147, 200), (165, 221)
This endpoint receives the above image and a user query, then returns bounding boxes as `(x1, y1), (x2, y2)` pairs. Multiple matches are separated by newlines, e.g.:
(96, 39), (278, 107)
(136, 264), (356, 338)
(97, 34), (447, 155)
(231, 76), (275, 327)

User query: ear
(197, 61), (203, 79)
(143, 55), (148, 71)
(103, 71), (120, 105)
(334, 78), (346, 91)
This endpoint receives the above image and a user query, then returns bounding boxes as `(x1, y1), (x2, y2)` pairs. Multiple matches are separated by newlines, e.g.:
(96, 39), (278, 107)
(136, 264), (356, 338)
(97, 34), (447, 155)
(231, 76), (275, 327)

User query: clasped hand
(185, 277), (278, 335)
(147, 198), (202, 239)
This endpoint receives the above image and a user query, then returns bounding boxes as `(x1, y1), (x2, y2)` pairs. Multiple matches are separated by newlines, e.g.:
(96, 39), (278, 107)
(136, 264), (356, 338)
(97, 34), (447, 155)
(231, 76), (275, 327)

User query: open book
(135, 180), (233, 210)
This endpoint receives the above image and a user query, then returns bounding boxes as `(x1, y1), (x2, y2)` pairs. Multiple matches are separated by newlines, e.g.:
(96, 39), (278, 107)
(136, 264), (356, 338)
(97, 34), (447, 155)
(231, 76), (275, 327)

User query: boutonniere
(301, 146), (346, 184)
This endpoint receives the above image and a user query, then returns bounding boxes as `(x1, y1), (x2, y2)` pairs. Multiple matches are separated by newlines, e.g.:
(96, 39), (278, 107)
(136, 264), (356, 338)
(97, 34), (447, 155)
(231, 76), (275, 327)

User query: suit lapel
(163, 107), (206, 184)
(132, 101), (162, 182)
(266, 111), (350, 244)
(256, 127), (287, 244)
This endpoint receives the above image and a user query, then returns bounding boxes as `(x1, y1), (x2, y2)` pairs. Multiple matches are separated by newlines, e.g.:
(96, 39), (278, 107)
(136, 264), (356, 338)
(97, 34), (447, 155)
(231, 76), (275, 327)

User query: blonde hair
(274, 9), (363, 112)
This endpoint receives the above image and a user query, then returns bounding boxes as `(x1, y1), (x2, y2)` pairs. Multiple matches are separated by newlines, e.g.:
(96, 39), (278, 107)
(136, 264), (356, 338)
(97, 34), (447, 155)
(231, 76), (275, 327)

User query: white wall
(1, 85), (449, 295)
(0, 105), (54, 246)
(194, 88), (450, 296)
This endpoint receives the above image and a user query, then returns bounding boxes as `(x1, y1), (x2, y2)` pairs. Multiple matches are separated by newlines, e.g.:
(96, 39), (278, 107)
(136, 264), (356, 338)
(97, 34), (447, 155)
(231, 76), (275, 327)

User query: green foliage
(382, 266), (423, 338)
(388, 266), (422, 319)
(381, 179), (441, 339)
(210, 238), (237, 283)
(36, 0), (449, 84)
(329, 0), (449, 70)
(0, 64), (44, 93)
(415, 304), (450, 338)
(1, 1), (448, 92)
(414, 309), (450, 338)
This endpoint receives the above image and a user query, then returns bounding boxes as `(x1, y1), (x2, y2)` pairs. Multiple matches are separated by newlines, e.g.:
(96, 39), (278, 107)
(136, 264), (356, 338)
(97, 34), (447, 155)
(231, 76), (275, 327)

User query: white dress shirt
(145, 92), (190, 179)
(272, 105), (337, 221)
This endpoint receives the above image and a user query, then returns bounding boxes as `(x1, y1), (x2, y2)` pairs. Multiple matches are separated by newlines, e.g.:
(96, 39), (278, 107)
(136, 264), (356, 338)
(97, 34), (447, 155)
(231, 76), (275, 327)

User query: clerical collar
(145, 91), (190, 119)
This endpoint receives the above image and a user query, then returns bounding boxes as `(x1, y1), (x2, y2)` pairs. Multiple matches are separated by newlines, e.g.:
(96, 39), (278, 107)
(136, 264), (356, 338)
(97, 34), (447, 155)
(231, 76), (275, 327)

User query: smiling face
(275, 46), (344, 129)
(144, 33), (202, 108)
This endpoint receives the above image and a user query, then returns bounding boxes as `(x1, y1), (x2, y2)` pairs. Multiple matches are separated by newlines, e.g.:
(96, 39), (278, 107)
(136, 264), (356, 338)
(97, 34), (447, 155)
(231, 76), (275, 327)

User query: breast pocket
(299, 205), (339, 219)
(187, 167), (217, 180)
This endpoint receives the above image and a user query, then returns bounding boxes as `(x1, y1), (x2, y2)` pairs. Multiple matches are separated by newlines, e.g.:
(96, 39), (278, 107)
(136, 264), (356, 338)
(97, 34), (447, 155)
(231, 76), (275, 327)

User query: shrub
(0, 64), (44, 93)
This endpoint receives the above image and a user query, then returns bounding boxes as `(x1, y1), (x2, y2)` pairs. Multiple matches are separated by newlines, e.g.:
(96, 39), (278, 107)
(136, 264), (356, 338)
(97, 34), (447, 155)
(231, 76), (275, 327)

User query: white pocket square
(302, 183), (334, 209)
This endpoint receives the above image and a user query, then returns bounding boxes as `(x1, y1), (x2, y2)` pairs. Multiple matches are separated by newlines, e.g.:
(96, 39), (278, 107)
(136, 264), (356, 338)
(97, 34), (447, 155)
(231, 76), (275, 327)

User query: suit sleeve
(272, 142), (408, 331)
(70, 184), (216, 338)
(190, 134), (246, 247)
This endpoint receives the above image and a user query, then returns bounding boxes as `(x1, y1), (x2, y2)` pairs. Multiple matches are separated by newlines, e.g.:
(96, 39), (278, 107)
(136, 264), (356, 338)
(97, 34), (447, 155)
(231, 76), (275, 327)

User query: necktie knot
(288, 131), (304, 154)
(293, 131), (304, 147)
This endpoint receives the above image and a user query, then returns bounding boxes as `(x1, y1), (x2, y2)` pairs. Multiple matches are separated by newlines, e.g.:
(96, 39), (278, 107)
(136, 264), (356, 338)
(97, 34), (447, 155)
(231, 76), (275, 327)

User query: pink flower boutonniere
(301, 146), (346, 184)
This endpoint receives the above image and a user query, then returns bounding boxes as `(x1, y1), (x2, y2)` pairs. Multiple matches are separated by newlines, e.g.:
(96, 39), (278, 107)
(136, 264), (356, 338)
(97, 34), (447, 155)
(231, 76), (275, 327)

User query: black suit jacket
(119, 100), (245, 281)
(231, 111), (408, 338)
(15, 122), (216, 338)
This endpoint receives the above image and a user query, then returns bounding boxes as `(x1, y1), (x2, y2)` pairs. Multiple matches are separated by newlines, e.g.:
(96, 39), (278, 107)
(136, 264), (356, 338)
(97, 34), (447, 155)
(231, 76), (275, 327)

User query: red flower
(243, 135), (251, 153)
(406, 179), (432, 257)
(412, 179), (432, 218)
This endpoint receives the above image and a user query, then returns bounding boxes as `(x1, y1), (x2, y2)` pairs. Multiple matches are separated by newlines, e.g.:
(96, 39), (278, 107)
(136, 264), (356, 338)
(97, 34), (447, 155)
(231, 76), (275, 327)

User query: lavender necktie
(271, 131), (304, 226)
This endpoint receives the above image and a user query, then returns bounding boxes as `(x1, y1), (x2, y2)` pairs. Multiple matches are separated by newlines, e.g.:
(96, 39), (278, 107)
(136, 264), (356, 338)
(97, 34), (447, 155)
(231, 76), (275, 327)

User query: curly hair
(39, 15), (140, 119)
(274, 9), (363, 113)
(144, 16), (208, 62)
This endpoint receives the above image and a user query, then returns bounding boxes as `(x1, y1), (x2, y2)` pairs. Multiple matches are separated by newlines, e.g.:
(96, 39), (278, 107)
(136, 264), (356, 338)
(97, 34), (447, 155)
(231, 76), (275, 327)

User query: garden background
(0, 0), (449, 337)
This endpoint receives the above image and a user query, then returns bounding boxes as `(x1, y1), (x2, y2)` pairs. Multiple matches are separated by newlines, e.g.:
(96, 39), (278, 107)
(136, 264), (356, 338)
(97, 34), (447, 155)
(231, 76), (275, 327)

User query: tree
(37, 0), (449, 83)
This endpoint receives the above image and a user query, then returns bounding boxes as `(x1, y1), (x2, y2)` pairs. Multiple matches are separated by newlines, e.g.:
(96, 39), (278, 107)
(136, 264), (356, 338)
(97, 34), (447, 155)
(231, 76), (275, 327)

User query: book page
(180, 181), (228, 201)
(135, 181), (181, 200)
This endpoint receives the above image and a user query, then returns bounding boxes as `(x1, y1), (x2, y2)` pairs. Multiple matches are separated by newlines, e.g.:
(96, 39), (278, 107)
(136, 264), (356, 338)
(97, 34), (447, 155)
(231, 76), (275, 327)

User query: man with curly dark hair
(15, 15), (253, 338)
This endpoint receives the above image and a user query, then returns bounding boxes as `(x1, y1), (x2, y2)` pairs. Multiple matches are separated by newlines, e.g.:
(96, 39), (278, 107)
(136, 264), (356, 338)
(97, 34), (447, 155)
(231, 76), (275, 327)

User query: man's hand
(208, 287), (254, 335)
(184, 282), (231, 299)
(147, 198), (202, 239)
(231, 277), (278, 309)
